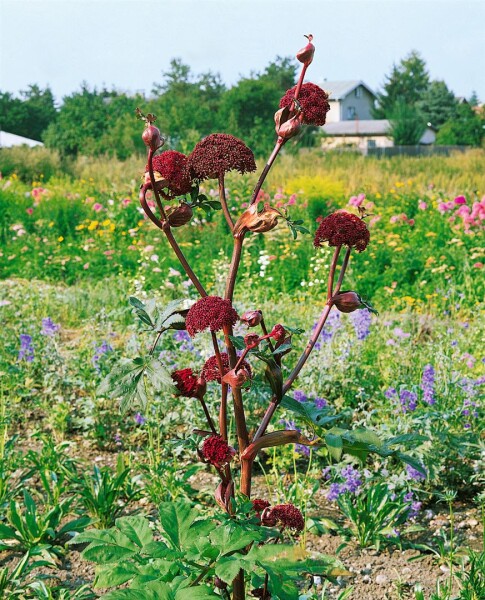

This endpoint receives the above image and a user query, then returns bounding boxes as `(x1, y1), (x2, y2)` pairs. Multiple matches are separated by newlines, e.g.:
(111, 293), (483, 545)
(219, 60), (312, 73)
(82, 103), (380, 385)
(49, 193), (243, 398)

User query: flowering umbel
(202, 435), (236, 467)
(314, 211), (370, 252)
(145, 150), (193, 198)
(262, 504), (305, 532)
(279, 82), (330, 126)
(171, 368), (206, 399)
(188, 133), (256, 180)
(185, 296), (239, 337)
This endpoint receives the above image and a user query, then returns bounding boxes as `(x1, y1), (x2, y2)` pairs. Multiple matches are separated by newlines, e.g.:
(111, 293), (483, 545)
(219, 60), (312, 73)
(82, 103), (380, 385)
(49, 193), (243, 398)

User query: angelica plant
(91, 35), (426, 600)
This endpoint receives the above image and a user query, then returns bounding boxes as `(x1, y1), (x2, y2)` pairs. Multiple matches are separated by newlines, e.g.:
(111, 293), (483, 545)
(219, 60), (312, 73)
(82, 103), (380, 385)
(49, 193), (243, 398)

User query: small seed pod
(244, 333), (260, 349)
(142, 125), (164, 152)
(296, 34), (315, 66)
(221, 366), (251, 389)
(332, 291), (363, 313)
(166, 203), (193, 227)
(233, 203), (282, 237)
(241, 310), (263, 328)
(270, 324), (286, 343)
(195, 377), (207, 400)
(214, 577), (227, 590)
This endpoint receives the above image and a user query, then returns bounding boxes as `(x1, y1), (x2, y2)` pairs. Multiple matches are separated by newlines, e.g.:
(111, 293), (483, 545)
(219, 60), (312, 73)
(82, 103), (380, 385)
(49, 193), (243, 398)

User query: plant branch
(327, 245), (342, 300)
(147, 149), (167, 221)
(249, 138), (286, 206)
(225, 236), (244, 301)
(219, 175), (234, 232)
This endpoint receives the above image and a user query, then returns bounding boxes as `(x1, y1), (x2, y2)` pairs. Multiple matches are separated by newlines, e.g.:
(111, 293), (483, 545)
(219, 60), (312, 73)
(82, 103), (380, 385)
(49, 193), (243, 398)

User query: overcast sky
(1, 0), (484, 103)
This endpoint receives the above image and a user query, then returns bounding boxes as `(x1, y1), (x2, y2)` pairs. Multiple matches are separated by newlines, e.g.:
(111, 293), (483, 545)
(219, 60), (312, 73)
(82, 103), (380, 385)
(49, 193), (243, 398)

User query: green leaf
(175, 587), (219, 599)
(115, 516), (153, 549)
(209, 524), (260, 555)
(325, 433), (343, 462)
(228, 335), (246, 350)
(95, 562), (140, 588)
(158, 501), (199, 551)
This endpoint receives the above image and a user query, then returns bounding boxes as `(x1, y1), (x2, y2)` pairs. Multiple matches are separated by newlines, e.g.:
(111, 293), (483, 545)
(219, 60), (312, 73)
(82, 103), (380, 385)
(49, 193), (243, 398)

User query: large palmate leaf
(98, 356), (176, 413)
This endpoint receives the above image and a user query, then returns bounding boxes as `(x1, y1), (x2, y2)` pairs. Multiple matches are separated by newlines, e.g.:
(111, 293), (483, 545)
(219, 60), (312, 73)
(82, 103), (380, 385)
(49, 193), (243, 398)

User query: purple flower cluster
(326, 464), (362, 501)
(134, 412), (146, 426)
(406, 464), (426, 481)
(18, 334), (34, 362)
(280, 417), (310, 456)
(92, 340), (113, 371)
(351, 309), (372, 341)
(404, 491), (422, 519)
(41, 317), (60, 337)
(458, 376), (482, 429)
(421, 364), (435, 405)
(385, 387), (417, 412)
(314, 311), (341, 349)
(173, 330), (197, 353)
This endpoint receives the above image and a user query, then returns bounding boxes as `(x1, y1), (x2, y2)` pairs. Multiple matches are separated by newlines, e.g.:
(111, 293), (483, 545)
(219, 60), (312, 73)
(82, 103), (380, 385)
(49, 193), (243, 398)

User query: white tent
(0, 130), (44, 148)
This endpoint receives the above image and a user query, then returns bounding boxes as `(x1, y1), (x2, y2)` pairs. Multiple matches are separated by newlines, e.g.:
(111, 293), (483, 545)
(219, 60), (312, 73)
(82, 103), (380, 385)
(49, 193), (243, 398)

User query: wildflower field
(0, 147), (484, 599)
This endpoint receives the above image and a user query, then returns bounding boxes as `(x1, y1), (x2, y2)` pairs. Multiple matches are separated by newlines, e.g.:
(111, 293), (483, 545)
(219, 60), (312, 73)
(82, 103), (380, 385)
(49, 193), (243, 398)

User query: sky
(1, 0), (484, 103)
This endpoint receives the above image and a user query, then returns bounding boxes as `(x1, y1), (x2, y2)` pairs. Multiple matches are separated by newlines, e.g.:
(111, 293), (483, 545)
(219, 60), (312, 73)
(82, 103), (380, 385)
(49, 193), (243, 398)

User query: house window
(355, 87), (362, 98)
(347, 106), (356, 119)
(367, 139), (376, 148)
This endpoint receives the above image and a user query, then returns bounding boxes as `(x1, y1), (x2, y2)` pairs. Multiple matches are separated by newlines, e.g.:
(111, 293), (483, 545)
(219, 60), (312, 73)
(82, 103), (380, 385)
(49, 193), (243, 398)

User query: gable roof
(319, 80), (377, 100)
(0, 131), (44, 148)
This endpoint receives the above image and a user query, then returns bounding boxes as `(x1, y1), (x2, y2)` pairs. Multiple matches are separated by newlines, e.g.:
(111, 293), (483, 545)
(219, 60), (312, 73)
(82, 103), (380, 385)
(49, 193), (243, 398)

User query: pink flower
(349, 193), (366, 207)
(473, 262), (483, 268)
(408, 219), (415, 226)
(418, 201), (427, 210)
(26, 207), (34, 215)
(454, 195), (466, 205)
(122, 198), (131, 206)
(93, 203), (103, 212)
(390, 216), (400, 224)
(83, 263), (90, 269)
(438, 201), (454, 214)
(287, 194), (297, 205)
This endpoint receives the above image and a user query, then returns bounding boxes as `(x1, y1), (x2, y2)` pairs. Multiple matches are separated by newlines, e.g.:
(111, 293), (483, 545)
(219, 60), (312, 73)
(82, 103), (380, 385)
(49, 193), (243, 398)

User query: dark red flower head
(188, 133), (256, 180)
(252, 499), (271, 514)
(171, 368), (205, 398)
(202, 435), (235, 467)
(185, 296), (239, 337)
(202, 352), (252, 384)
(314, 210), (370, 252)
(145, 150), (193, 198)
(262, 504), (305, 532)
(279, 82), (330, 126)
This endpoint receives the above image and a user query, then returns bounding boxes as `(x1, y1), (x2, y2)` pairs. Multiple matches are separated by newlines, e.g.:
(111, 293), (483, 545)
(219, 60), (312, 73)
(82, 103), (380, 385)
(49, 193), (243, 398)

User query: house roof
(323, 119), (391, 136)
(319, 80), (377, 100)
(0, 131), (44, 148)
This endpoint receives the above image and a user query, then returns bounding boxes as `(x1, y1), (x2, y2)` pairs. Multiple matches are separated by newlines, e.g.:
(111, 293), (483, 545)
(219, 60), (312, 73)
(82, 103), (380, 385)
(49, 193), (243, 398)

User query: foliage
(0, 85), (57, 141)
(389, 100), (426, 145)
(71, 500), (345, 599)
(436, 102), (485, 147)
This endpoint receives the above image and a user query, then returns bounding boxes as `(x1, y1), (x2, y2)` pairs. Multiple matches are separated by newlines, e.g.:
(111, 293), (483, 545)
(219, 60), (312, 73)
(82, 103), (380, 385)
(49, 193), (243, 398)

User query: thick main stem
(249, 138), (285, 206)
(225, 236), (244, 301)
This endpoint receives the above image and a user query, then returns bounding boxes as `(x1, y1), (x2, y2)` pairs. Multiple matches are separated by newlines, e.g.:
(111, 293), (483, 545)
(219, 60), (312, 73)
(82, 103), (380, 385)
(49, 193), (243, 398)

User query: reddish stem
(249, 138), (286, 207)
(219, 174), (234, 232)
(147, 149), (167, 221)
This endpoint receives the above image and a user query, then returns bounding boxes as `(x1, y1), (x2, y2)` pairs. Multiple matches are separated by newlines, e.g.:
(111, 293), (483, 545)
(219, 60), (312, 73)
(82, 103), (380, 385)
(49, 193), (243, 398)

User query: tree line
(0, 52), (483, 158)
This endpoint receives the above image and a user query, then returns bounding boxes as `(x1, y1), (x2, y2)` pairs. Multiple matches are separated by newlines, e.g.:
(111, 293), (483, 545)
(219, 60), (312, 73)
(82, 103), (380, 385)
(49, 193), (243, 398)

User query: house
(321, 119), (436, 153)
(0, 130), (44, 148)
(320, 80), (377, 123)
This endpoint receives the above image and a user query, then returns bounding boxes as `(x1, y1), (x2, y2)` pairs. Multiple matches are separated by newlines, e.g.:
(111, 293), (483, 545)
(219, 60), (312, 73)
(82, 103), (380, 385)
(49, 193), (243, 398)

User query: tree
(0, 85), (56, 141)
(217, 56), (297, 155)
(417, 80), (457, 128)
(389, 100), (426, 145)
(375, 50), (430, 118)
(436, 102), (484, 146)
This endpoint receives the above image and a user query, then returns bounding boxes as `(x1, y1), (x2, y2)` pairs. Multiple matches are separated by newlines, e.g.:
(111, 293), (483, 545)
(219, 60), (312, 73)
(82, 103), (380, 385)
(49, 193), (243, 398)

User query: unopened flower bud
(142, 125), (164, 152)
(274, 106), (303, 140)
(332, 291), (377, 315)
(244, 333), (260, 349)
(296, 34), (315, 66)
(241, 310), (263, 327)
(233, 203), (282, 238)
(221, 366), (251, 389)
(270, 324), (286, 342)
(166, 203), (193, 227)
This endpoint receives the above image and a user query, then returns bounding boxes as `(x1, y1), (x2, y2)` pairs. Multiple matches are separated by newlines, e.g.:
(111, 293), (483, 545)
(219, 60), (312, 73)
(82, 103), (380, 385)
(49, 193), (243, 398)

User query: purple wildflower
(134, 413), (146, 426)
(326, 464), (362, 501)
(327, 483), (343, 501)
(173, 330), (196, 353)
(400, 390), (417, 412)
(351, 309), (372, 341)
(406, 464), (426, 481)
(385, 387), (397, 399)
(393, 327), (410, 339)
(293, 390), (307, 402)
(315, 311), (341, 348)
(314, 397), (327, 409)
(41, 317), (60, 337)
(421, 364), (435, 405)
(18, 334), (34, 362)
(92, 340), (113, 371)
